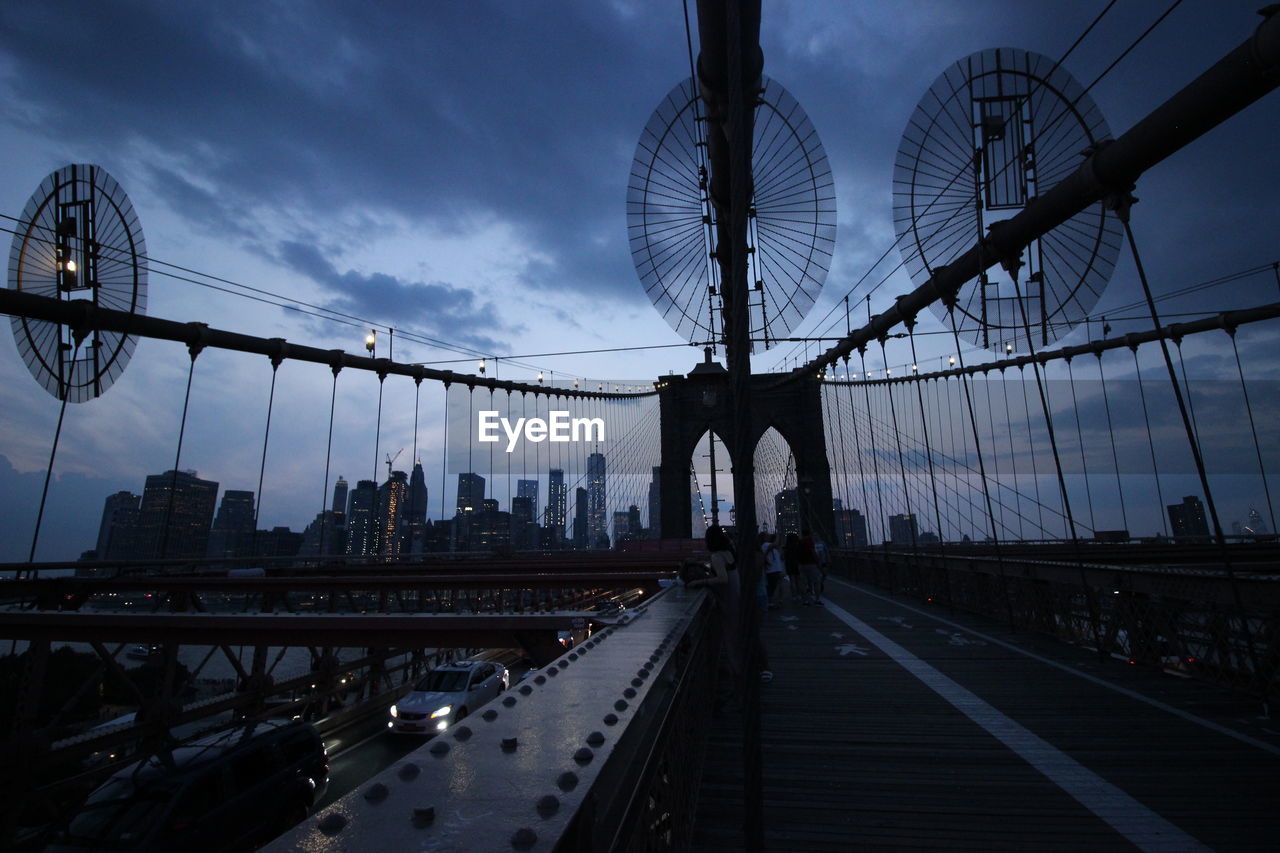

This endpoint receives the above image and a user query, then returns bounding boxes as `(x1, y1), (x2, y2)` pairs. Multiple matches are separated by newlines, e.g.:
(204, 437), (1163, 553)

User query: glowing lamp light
(574, 378), (580, 388)
(948, 356), (956, 366)
(537, 371), (544, 384)
(1006, 343), (1014, 353)
(364, 330), (376, 354)
(64, 259), (77, 273)
(478, 358), (486, 374)
(912, 364), (918, 372)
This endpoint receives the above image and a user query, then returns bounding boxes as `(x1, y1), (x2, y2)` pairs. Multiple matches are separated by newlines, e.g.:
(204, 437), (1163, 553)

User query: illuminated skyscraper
(587, 452), (606, 548)
(546, 468), (566, 544)
(376, 470), (408, 555)
(346, 480), (377, 556)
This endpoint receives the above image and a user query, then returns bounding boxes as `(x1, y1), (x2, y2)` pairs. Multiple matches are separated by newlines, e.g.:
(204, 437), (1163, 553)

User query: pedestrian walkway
(693, 576), (1280, 850)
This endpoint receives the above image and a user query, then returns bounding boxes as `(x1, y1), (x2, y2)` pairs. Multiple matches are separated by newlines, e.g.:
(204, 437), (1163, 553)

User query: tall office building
(1168, 495), (1209, 540)
(331, 476), (349, 515)
(456, 473), (486, 514)
(835, 505), (868, 549)
(573, 487), (589, 548)
(346, 480), (377, 556)
(612, 510), (632, 548)
(511, 496), (536, 550)
(546, 468), (567, 546)
(517, 479), (539, 514)
(647, 467), (661, 539)
(137, 470), (219, 560)
(376, 470), (408, 555)
(96, 491), (140, 559)
(889, 513), (918, 546)
(587, 452), (606, 548)
(774, 489), (800, 538)
(207, 489), (256, 559)
(407, 462), (429, 526)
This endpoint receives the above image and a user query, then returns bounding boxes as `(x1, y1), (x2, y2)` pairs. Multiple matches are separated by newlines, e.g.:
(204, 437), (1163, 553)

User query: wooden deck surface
(692, 577), (1280, 851)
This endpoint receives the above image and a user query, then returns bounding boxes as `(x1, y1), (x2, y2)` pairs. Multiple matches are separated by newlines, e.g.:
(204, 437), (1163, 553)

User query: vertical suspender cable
(159, 345), (202, 560)
(1095, 353), (1130, 533)
(252, 358), (281, 549)
(318, 365), (340, 557)
(1226, 329), (1277, 533)
(26, 338), (81, 572)
(1066, 357), (1097, 534)
(1130, 345), (1168, 536)
(1118, 207), (1266, 714)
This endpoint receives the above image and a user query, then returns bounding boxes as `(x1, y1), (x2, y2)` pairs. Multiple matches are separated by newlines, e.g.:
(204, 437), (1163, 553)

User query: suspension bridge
(1, 1), (1278, 850)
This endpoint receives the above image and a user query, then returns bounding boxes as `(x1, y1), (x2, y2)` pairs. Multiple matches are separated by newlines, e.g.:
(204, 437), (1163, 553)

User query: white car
(387, 660), (509, 735)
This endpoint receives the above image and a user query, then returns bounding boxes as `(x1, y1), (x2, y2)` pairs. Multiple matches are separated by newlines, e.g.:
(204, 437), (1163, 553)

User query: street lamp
(365, 330), (376, 354)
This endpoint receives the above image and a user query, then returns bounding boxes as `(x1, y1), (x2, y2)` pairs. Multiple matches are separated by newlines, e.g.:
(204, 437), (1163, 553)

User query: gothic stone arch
(657, 364), (834, 544)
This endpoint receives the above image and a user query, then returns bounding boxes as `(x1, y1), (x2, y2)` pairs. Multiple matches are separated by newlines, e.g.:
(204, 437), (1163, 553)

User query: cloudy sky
(1, 1), (1277, 559)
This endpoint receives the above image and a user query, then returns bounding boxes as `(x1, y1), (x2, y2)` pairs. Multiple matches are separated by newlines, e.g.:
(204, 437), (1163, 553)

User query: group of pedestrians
(758, 527), (828, 607)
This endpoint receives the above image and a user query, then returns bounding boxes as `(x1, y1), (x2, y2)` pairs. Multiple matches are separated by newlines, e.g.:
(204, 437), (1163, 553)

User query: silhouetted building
(207, 489), (255, 559)
(834, 505), (868, 549)
(300, 509), (345, 556)
(774, 489), (800, 538)
(546, 468), (566, 545)
(137, 470), (219, 560)
(456, 473), (485, 514)
(612, 510), (635, 549)
(96, 491), (140, 560)
(517, 479), (539, 514)
(588, 453), (607, 548)
(376, 470), (408, 555)
(346, 480), (377, 556)
(1168, 495), (1209, 541)
(889, 513), (918, 546)
(473, 498), (510, 550)
(647, 467), (661, 539)
(331, 476), (349, 515)
(255, 526), (302, 559)
(573, 487), (589, 548)
(511, 496), (537, 550)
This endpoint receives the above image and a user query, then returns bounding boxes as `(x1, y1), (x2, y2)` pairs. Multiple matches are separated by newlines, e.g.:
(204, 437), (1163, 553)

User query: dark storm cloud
(278, 241), (511, 351)
(0, 1), (682, 300)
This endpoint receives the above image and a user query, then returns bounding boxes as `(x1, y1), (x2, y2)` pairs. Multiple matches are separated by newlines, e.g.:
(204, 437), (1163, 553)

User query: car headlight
(389, 704), (398, 718)
(429, 705), (453, 719)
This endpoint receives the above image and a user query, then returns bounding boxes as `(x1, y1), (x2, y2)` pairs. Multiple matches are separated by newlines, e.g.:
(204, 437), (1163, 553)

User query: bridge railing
(834, 548), (1280, 703)
(266, 583), (719, 852)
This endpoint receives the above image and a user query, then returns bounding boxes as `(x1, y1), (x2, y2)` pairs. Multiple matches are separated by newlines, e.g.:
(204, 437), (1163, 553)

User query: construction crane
(385, 448), (403, 480)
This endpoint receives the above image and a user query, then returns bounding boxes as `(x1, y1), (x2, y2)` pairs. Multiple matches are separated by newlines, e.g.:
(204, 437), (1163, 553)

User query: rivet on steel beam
(537, 794), (560, 817)
(643, 661), (654, 671)
(573, 747), (594, 765)
(557, 771), (579, 791)
(623, 687), (636, 699)
(503, 696), (518, 707)
(512, 827), (537, 849)
(586, 731), (605, 747)
(630, 677), (643, 688)
(502, 737), (519, 752)
(548, 667), (559, 677)
(364, 782), (389, 803)
(614, 699), (628, 712)
(453, 725), (473, 741)
(559, 659), (570, 669)
(568, 652), (579, 661)
(430, 741), (450, 757)
(398, 763), (420, 781)
(649, 654), (659, 664)
(534, 675), (547, 685)
(518, 685), (532, 696)
(318, 813), (347, 835)
(636, 669), (648, 679)
(482, 709), (499, 721)
(603, 713), (619, 726)
(412, 806), (435, 827)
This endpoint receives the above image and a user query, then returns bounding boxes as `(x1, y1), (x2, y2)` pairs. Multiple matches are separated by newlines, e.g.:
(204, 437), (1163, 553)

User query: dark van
(48, 720), (328, 852)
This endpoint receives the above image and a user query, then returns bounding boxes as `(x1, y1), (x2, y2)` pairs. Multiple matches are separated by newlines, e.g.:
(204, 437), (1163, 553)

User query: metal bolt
(318, 813), (347, 835)
(502, 737), (519, 752)
(558, 660), (570, 670)
(453, 725), (473, 742)
(482, 709), (499, 721)
(503, 696), (518, 707)
(512, 827), (537, 849)
(537, 794), (560, 817)
(614, 699), (628, 712)
(548, 667), (559, 677)
(364, 782), (389, 802)
(534, 675), (547, 685)
(636, 669), (648, 679)
(398, 763), (420, 781)
(586, 731), (605, 747)
(518, 685), (532, 696)
(573, 747), (594, 765)
(412, 806), (435, 827)
(557, 771), (579, 791)
(430, 741), (450, 756)
(643, 661), (654, 671)
(623, 687), (636, 699)
(603, 713), (618, 726)
(631, 677), (643, 687)
(568, 652), (579, 661)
